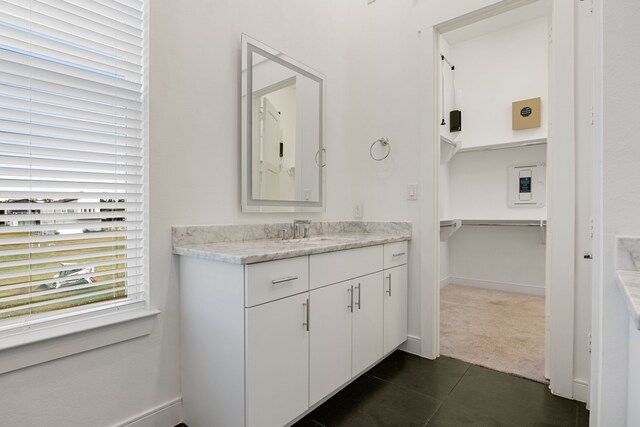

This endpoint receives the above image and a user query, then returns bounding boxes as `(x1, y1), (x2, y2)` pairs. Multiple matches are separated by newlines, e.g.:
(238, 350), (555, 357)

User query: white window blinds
(0, 0), (146, 330)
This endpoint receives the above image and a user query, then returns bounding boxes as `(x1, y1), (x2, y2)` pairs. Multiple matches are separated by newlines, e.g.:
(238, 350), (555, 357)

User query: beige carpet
(440, 284), (547, 383)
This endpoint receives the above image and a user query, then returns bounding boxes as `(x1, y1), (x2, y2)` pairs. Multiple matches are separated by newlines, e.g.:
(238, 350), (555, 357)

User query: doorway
(437, 0), (551, 383)
(421, 0), (579, 398)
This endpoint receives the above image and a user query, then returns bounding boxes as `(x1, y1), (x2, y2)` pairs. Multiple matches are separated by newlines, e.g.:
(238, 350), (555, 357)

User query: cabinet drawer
(245, 257), (309, 307)
(310, 245), (383, 290)
(384, 241), (408, 269)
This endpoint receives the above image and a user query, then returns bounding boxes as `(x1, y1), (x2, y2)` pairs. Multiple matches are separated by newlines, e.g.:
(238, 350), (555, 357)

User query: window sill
(0, 308), (160, 374)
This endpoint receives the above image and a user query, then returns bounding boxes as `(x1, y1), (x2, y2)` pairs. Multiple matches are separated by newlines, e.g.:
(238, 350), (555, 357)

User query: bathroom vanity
(173, 222), (410, 427)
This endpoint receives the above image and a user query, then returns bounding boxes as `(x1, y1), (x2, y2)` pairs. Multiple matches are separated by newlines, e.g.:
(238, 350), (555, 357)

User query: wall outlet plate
(353, 203), (363, 219)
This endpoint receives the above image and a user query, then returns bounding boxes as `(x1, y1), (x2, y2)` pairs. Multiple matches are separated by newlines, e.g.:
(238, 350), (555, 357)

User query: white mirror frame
(241, 34), (326, 213)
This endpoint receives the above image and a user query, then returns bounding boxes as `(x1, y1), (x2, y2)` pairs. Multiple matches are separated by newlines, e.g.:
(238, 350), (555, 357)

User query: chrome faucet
(293, 219), (311, 239)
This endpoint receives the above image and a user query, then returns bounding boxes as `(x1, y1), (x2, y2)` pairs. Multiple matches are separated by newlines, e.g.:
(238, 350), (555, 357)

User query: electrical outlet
(407, 183), (418, 200)
(353, 203), (363, 219)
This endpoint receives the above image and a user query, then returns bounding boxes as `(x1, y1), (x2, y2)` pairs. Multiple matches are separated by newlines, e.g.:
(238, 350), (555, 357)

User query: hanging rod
(460, 219), (546, 227)
(441, 54), (455, 70)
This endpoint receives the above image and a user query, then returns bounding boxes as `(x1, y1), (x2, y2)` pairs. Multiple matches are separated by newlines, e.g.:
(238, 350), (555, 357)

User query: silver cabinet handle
(303, 299), (310, 331)
(386, 274), (392, 296)
(355, 283), (361, 310)
(272, 276), (298, 285)
(392, 252), (406, 257)
(348, 285), (354, 312)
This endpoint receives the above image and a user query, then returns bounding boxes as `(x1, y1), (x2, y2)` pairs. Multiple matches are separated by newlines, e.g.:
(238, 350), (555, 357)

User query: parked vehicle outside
(37, 264), (97, 290)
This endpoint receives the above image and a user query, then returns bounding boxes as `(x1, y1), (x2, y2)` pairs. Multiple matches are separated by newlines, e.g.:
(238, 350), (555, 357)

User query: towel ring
(315, 148), (326, 167)
(370, 137), (391, 161)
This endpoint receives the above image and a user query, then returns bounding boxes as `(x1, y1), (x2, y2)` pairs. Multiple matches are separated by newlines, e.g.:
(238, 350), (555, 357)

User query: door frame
(418, 0), (577, 399)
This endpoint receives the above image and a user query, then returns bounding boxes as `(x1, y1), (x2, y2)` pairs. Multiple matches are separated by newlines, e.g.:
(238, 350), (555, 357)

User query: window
(0, 0), (147, 332)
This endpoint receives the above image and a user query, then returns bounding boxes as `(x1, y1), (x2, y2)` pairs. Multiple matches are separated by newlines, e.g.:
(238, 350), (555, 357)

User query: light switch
(407, 183), (418, 200)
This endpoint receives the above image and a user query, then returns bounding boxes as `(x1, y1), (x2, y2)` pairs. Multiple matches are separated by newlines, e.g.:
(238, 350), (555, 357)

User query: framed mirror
(241, 34), (326, 212)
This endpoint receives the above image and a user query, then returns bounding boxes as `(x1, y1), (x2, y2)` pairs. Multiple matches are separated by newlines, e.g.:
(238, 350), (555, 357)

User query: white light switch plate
(407, 183), (418, 200)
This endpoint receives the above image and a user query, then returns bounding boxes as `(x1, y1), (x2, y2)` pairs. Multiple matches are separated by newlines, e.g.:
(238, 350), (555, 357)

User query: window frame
(0, 0), (157, 370)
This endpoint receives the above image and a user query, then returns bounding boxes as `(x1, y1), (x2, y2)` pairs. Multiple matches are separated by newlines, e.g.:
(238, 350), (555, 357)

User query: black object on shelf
(450, 110), (462, 132)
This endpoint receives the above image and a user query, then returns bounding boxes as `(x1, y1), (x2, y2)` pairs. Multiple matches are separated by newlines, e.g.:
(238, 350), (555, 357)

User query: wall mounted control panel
(507, 163), (546, 208)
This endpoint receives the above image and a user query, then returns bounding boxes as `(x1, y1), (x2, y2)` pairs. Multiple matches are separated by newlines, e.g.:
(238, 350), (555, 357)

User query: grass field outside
(0, 232), (135, 321)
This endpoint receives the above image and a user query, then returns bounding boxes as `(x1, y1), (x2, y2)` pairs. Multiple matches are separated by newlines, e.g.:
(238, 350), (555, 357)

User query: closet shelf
(457, 219), (547, 227)
(440, 136), (460, 165)
(457, 137), (547, 154)
(440, 219), (547, 244)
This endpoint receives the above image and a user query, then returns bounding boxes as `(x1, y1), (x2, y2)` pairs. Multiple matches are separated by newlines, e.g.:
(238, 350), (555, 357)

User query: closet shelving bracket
(439, 219), (462, 241)
(440, 136), (460, 165)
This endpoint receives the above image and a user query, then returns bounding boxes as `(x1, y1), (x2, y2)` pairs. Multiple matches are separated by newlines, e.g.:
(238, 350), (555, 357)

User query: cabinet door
(309, 281), (353, 406)
(246, 293), (309, 427)
(352, 272), (384, 376)
(383, 264), (408, 354)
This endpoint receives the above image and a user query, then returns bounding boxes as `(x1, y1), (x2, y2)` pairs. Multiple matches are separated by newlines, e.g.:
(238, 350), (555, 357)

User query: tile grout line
(422, 398), (446, 427)
(366, 372), (446, 402)
(422, 363), (473, 426)
(445, 362), (473, 398)
(363, 373), (448, 427)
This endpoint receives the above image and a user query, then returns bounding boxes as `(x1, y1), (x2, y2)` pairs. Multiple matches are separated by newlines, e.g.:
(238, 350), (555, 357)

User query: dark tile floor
(295, 351), (589, 427)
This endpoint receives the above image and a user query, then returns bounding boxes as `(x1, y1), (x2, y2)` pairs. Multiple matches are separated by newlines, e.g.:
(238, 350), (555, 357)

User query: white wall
(448, 226), (546, 295)
(0, 1), (354, 426)
(628, 321), (640, 425)
(448, 146), (547, 220)
(445, 145), (547, 295)
(593, 0), (640, 424)
(450, 17), (549, 149)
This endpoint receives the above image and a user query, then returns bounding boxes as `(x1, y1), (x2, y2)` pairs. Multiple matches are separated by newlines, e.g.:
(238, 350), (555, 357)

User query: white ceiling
(441, 0), (552, 46)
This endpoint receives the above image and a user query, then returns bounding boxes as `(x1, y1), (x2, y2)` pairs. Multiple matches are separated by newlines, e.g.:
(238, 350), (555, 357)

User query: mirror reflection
(242, 35), (325, 212)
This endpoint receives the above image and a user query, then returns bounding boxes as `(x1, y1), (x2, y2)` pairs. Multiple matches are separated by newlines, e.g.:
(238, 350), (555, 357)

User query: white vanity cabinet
(309, 280), (353, 405)
(308, 270), (384, 406)
(246, 293), (310, 427)
(179, 241), (408, 427)
(351, 271), (385, 376)
(383, 264), (408, 354)
(383, 242), (409, 354)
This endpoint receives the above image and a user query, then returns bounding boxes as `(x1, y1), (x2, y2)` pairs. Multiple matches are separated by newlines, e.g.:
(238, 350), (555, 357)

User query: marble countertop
(617, 237), (640, 330)
(173, 232), (410, 264)
(616, 270), (640, 330)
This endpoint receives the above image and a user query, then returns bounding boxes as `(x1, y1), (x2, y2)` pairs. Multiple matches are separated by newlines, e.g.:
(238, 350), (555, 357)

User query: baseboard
(440, 276), (450, 288)
(398, 334), (421, 356)
(573, 379), (590, 404)
(116, 397), (183, 427)
(448, 276), (545, 296)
